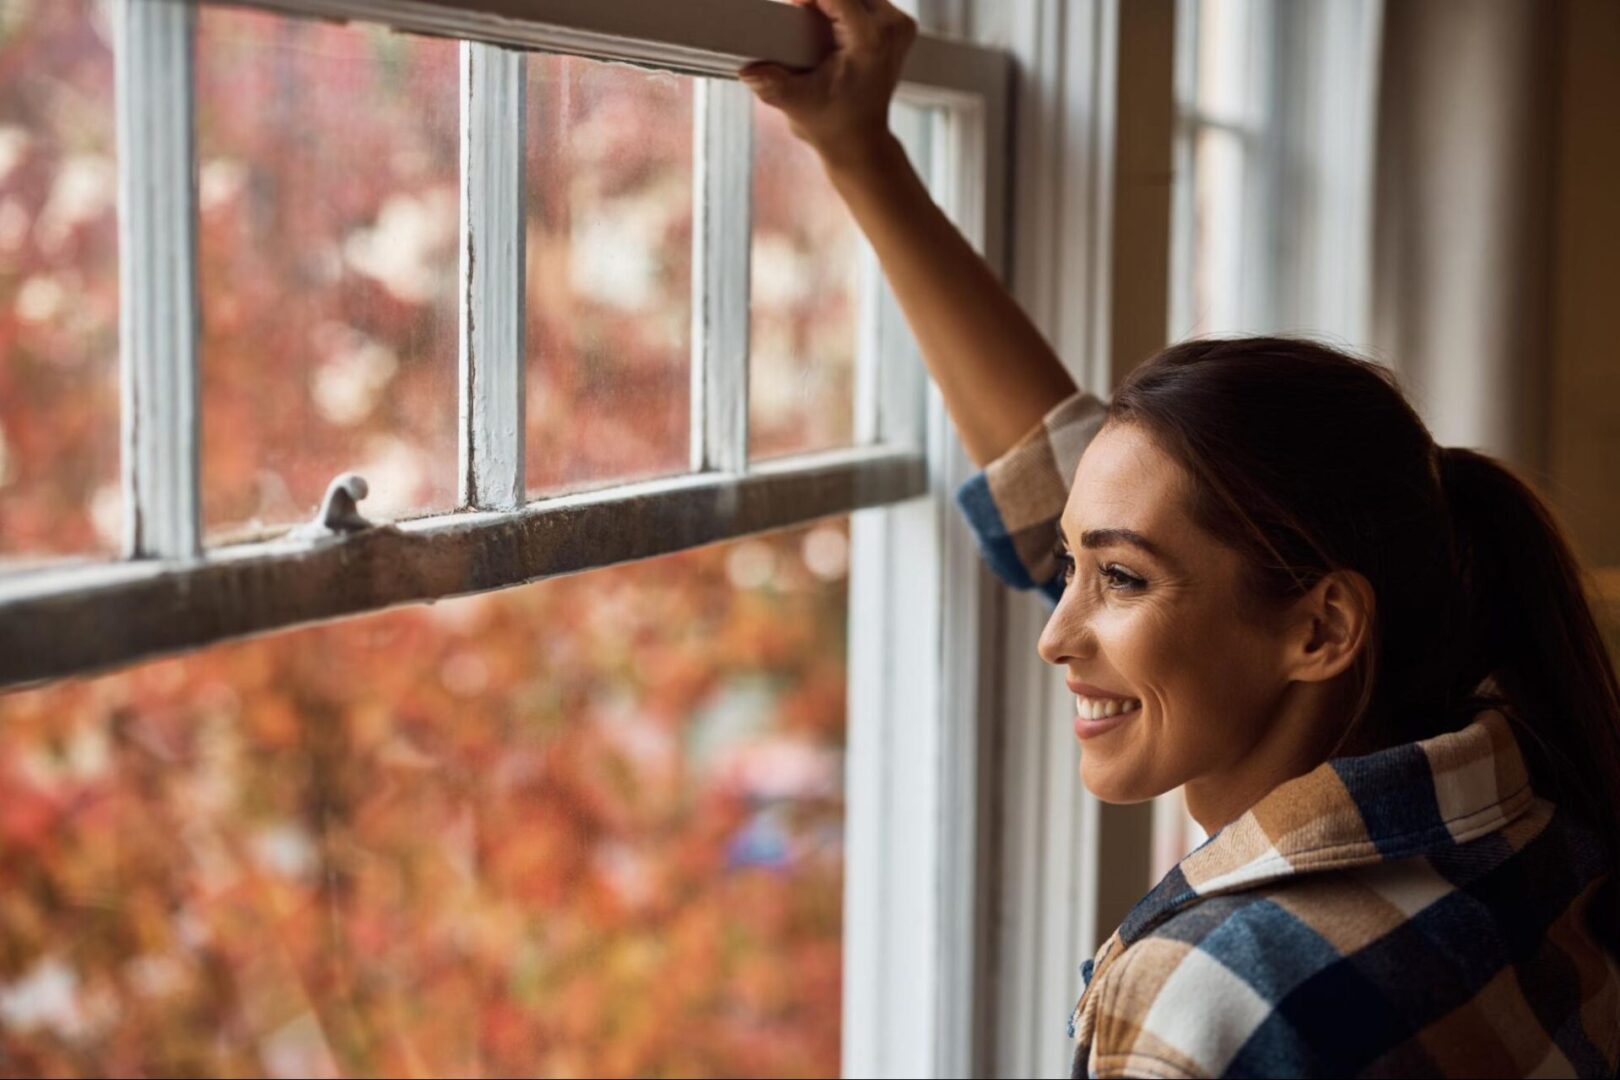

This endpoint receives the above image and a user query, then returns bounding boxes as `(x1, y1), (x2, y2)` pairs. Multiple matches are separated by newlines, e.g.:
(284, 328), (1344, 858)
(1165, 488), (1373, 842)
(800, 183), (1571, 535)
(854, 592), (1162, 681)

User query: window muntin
(196, 8), (461, 538)
(0, 0), (120, 562)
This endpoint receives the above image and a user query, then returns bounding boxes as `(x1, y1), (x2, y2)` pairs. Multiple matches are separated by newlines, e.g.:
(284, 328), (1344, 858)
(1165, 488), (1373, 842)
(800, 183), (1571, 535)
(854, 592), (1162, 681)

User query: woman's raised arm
(739, 0), (1079, 468)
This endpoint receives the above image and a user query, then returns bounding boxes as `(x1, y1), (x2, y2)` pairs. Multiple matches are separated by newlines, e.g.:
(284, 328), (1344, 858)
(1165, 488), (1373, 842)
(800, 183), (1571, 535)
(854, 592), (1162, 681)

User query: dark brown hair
(1108, 335), (1620, 869)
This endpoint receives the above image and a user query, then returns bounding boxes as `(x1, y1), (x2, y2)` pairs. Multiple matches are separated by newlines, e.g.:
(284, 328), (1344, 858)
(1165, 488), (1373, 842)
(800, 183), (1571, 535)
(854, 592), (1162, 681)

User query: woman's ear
(1284, 568), (1375, 684)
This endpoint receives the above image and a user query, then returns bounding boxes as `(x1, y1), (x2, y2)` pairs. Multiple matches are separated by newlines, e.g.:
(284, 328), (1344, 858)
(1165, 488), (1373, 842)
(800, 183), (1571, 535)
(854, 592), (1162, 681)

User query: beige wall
(1547, 0), (1620, 653)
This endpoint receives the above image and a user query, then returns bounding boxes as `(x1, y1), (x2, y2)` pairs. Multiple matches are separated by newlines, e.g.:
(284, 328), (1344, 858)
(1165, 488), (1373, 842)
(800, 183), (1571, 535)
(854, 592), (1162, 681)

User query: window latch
(292, 472), (374, 541)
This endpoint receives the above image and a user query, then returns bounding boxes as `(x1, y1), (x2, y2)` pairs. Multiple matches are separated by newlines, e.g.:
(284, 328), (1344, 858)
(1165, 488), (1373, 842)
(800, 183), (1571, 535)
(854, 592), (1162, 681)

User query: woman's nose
(1037, 591), (1093, 667)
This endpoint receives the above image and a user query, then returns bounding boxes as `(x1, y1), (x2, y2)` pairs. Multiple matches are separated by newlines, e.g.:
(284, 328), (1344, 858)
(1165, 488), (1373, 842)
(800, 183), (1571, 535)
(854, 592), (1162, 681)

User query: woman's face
(1037, 419), (1299, 813)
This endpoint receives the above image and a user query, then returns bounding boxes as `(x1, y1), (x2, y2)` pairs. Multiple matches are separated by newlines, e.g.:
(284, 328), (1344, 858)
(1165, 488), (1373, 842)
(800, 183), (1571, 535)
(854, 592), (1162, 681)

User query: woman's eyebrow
(1079, 527), (1171, 562)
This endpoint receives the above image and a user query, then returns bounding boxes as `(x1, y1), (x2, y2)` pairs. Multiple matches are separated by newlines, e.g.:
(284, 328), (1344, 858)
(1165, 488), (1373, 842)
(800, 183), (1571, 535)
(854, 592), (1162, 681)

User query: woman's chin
(1078, 756), (1163, 805)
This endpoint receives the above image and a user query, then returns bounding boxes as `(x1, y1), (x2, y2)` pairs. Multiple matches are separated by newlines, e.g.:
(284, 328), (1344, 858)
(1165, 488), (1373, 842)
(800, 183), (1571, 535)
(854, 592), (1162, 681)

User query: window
(0, 1), (1010, 1075)
(1169, 0), (1381, 343)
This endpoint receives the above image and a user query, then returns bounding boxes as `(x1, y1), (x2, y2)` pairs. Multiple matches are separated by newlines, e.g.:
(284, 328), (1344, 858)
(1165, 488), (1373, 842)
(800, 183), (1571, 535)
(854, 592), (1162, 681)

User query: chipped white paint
(690, 78), (752, 474)
(459, 41), (527, 509)
(116, 0), (199, 559)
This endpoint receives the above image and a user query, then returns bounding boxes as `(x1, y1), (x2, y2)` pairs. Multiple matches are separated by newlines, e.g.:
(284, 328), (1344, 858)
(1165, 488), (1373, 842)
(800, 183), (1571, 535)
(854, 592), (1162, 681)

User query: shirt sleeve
(952, 387), (1111, 606)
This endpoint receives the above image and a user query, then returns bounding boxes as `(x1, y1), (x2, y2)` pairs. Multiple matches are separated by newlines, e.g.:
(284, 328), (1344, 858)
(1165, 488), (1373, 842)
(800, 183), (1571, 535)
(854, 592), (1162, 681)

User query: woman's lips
(1068, 682), (1143, 740)
(1074, 706), (1136, 740)
(1069, 689), (1146, 738)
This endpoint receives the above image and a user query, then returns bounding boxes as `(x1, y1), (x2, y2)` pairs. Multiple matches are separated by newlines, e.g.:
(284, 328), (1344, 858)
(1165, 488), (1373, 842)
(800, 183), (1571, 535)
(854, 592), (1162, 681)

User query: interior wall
(1547, 0), (1620, 654)
(1371, 0), (1558, 472)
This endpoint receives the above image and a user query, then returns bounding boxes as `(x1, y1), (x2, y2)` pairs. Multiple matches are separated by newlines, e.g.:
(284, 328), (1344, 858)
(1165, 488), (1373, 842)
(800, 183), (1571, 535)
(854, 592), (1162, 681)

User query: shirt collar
(1115, 705), (1536, 946)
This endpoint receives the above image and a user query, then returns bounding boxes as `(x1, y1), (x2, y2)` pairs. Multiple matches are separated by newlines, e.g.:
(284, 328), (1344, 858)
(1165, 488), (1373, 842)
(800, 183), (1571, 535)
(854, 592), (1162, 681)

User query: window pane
(196, 9), (459, 541)
(1195, 0), (1259, 126)
(0, 518), (850, 1077)
(0, 0), (119, 563)
(524, 56), (692, 498)
(749, 100), (859, 462)
(1190, 126), (1247, 334)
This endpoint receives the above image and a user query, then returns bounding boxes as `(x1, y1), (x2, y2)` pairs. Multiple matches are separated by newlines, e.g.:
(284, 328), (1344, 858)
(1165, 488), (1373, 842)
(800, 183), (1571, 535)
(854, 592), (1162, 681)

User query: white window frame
(1, 2), (1012, 1078)
(953, 2), (1175, 1076)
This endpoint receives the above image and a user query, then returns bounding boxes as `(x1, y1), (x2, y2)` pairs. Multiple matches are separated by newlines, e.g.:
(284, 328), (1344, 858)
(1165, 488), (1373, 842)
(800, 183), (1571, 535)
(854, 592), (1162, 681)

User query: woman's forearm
(738, 0), (1079, 466)
(823, 133), (1079, 467)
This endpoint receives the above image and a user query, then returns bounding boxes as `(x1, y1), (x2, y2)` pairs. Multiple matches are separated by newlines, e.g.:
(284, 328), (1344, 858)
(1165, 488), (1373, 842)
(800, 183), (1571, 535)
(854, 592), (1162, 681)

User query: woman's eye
(1098, 563), (1145, 591)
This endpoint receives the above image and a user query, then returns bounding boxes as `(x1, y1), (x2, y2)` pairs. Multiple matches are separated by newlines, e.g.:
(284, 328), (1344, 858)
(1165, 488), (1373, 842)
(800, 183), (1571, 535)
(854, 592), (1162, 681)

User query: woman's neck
(1183, 674), (1369, 835)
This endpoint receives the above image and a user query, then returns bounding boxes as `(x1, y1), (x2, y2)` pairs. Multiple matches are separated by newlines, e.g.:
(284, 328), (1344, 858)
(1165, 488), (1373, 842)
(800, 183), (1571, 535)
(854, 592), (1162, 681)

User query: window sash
(0, 445), (923, 688)
(0, 0), (1010, 690)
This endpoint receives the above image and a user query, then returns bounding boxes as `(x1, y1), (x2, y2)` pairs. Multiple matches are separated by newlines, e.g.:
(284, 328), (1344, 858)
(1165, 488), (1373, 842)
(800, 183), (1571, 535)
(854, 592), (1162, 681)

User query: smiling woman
(742, 0), (1620, 1074)
(949, 337), (1620, 1078)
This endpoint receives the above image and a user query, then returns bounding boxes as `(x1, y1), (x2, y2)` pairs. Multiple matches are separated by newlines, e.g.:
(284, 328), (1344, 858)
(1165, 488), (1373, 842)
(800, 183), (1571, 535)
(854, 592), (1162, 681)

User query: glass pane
(196, 9), (459, 541)
(0, 0), (119, 564)
(0, 518), (851, 1077)
(748, 100), (859, 462)
(1190, 126), (1246, 335)
(524, 56), (692, 498)
(1195, 0), (1258, 125)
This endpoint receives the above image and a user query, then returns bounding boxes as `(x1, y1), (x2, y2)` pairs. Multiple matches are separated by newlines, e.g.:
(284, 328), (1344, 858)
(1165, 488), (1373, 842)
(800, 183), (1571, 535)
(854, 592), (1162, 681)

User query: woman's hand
(738, 0), (917, 169)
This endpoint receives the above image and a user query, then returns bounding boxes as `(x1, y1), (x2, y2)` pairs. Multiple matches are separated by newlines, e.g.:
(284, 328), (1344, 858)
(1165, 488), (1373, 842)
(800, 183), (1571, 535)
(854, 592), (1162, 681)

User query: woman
(741, 1), (1620, 1077)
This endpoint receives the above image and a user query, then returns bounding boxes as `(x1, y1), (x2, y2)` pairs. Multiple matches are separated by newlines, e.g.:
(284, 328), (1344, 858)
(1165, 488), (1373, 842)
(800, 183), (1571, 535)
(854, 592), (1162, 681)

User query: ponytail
(1437, 445), (1620, 870)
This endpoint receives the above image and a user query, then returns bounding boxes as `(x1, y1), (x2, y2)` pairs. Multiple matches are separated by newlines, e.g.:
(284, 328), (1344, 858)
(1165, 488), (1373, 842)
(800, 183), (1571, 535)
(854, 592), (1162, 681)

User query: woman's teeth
(1075, 695), (1142, 721)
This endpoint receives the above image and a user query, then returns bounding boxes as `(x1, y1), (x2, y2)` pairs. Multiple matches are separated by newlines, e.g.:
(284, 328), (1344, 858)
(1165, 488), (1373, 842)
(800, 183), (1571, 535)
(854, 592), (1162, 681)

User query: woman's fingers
(738, 0), (912, 161)
(738, 61), (812, 108)
(804, 0), (882, 51)
(868, 0), (919, 48)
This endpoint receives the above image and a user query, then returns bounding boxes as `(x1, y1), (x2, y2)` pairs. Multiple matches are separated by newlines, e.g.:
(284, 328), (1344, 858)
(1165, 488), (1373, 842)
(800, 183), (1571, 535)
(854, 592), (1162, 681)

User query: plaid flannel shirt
(953, 388), (1620, 1078)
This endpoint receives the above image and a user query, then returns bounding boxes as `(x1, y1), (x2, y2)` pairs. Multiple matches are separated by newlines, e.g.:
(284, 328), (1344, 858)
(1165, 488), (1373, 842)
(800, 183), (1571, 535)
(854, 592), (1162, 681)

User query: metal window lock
(291, 472), (374, 541)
